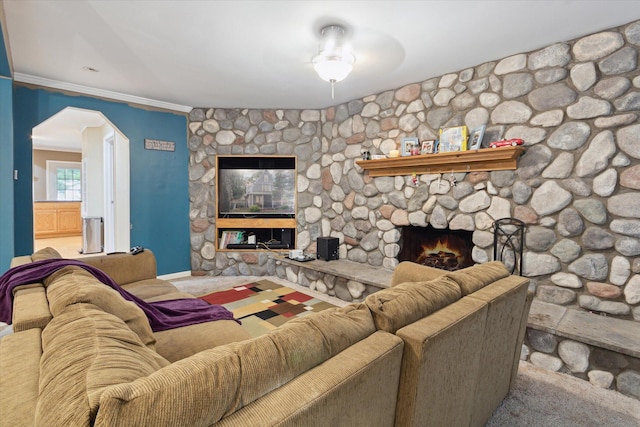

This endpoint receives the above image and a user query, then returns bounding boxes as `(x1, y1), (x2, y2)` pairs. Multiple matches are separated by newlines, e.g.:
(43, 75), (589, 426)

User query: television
(217, 156), (296, 218)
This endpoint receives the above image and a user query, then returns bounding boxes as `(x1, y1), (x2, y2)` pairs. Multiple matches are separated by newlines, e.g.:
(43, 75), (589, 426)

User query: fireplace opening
(398, 225), (474, 271)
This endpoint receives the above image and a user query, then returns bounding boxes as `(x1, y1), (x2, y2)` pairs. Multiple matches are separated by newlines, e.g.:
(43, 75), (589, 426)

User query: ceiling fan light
(312, 54), (354, 82)
(311, 24), (356, 89)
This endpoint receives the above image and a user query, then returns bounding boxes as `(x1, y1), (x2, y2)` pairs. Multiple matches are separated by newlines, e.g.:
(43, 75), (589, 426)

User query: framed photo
(421, 140), (435, 154)
(401, 137), (419, 157)
(439, 126), (468, 153)
(468, 125), (486, 150)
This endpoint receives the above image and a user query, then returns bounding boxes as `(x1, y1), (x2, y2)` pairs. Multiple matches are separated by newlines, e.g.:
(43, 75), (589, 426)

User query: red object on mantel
(489, 138), (524, 148)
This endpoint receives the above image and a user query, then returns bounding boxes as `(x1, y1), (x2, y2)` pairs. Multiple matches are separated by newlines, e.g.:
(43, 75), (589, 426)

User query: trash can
(82, 217), (103, 254)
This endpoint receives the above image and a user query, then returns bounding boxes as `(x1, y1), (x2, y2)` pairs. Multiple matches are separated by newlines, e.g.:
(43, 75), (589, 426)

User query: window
(56, 167), (81, 200)
(46, 161), (82, 201)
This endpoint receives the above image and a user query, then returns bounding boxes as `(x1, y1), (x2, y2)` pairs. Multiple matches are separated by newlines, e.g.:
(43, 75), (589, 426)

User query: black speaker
(281, 228), (293, 248)
(317, 237), (339, 261)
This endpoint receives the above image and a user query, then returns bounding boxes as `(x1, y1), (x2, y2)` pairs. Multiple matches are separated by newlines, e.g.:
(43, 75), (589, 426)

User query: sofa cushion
(36, 303), (169, 427)
(142, 289), (196, 302)
(81, 250), (157, 286)
(282, 303), (375, 355)
(231, 303), (376, 407)
(96, 304), (375, 426)
(391, 261), (448, 286)
(445, 261), (510, 296)
(43, 266), (156, 349)
(120, 278), (183, 301)
(11, 285), (52, 332)
(365, 276), (462, 333)
(154, 320), (251, 362)
(31, 247), (62, 261)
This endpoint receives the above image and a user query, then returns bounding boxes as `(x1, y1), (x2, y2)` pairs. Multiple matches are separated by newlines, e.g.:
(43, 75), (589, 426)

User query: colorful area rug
(198, 279), (336, 338)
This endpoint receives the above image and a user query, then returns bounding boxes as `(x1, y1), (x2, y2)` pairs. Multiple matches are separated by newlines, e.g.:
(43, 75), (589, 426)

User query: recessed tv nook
(215, 155), (296, 251)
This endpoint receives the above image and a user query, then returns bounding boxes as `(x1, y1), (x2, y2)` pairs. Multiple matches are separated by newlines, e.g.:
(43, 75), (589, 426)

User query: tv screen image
(218, 168), (295, 217)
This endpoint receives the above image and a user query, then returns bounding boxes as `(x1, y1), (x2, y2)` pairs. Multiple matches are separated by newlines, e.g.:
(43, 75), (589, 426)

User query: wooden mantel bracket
(355, 146), (525, 177)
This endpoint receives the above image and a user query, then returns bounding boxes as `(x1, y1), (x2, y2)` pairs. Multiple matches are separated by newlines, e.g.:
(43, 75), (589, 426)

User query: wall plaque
(144, 139), (175, 152)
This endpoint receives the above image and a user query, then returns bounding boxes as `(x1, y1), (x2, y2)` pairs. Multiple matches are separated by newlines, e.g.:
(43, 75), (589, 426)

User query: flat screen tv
(217, 156), (296, 218)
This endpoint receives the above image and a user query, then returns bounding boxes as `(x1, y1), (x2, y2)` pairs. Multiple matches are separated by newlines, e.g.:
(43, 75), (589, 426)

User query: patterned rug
(198, 279), (337, 338)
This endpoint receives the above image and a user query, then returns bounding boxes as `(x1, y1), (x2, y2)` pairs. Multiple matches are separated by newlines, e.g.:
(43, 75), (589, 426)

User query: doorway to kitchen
(31, 107), (130, 258)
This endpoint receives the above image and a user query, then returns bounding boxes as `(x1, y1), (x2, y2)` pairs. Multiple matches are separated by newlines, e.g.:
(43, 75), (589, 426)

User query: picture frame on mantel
(401, 137), (419, 156)
(468, 125), (486, 150)
(421, 139), (435, 154)
(439, 126), (468, 153)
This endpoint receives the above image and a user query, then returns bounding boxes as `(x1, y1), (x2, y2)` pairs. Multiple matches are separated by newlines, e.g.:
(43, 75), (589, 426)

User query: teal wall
(0, 78), (13, 271)
(12, 87), (190, 275)
(0, 19), (14, 271)
(0, 23), (10, 77)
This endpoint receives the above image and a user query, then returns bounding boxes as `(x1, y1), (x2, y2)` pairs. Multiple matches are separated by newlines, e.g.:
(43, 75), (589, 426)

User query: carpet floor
(487, 361), (640, 426)
(172, 275), (640, 426)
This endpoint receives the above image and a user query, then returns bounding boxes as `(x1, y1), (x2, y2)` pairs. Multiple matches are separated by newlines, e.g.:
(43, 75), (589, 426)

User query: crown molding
(13, 73), (192, 113)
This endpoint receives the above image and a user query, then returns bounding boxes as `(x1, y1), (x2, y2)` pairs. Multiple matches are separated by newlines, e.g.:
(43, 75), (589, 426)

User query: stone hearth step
(528, 300), (640, 359)
(278, 257), (393, 290)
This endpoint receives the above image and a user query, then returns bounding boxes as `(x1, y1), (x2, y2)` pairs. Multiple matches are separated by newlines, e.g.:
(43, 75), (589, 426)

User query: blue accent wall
(0, 24), (10, 77)
(0, 78), (14, 271)
(12, 86), (190, 275)
(0, 18), (13, 270)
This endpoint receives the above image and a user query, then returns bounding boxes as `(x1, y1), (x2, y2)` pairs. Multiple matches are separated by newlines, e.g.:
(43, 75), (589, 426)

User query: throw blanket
(0, 258), (239, 331)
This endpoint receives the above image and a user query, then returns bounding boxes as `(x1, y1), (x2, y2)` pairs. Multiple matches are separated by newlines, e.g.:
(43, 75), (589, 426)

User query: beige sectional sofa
(0, 248), (530, 426)
(386, 261), (533, 426)
(8, 248), (252, 361)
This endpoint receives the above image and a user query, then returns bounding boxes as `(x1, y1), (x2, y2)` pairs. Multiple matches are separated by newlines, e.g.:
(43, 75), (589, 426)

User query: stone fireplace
(398, 225), (473, 271)
(187, 18), (640, 400)
(188, 19), (640, 321)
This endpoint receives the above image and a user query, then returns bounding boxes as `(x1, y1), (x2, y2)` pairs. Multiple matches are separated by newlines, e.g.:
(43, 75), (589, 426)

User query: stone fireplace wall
(189, 19), (640, 324)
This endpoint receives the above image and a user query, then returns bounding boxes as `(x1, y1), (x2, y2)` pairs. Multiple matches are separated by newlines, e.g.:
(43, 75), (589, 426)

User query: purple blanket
(0, 258), (239, 332)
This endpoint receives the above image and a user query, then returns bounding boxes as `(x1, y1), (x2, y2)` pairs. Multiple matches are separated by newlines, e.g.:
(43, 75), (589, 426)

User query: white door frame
(112, 131), (130, 253)
(103, 133), (116, 253)
(31, 107), (130, 254)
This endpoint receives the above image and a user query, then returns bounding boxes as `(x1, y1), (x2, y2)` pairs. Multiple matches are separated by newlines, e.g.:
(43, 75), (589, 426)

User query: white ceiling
(4, 1), (640, 151)
(4, 0), (640, 114)
(32, 108), (106, 152)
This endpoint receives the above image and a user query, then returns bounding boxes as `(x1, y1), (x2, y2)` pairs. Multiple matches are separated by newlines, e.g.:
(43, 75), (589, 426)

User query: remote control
(130, 246), (144, 255)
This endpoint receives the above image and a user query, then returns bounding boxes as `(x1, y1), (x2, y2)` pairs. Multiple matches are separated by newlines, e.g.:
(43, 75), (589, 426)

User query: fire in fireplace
(398, 225), (473, 271)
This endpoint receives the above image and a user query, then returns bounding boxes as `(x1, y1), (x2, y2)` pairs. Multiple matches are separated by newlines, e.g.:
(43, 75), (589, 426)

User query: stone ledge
(277, 257), (392, 290)
(528, 300), (640, 359)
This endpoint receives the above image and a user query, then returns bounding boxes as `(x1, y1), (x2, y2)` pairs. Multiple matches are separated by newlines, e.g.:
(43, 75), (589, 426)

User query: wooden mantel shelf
(355, 146), (525, 177)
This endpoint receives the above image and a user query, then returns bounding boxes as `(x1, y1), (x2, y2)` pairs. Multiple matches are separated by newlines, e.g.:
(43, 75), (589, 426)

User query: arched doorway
(32, 107), (130, 256)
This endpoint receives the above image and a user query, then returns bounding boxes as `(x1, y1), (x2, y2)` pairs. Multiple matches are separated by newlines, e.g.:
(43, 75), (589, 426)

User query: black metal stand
(492, 218), (525, 275)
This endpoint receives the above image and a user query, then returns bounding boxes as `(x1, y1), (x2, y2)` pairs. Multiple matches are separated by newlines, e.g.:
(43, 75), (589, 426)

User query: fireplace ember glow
(399, 226), (473, 271)
(416, 237), (465, 270)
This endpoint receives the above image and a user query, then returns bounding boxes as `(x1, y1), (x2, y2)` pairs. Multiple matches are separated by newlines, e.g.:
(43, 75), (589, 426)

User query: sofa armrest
(10, 255), (33, 268)
(391, 261), (447, 286)
(394, 297), (488, 427)
(213, 331), (404, 427)
(0, 328), (42, 427)
(81, 250), (157, 286)
(465, 275), (530, 426)
(511, 289), (534, 389)
(13, 285), (52, 332)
